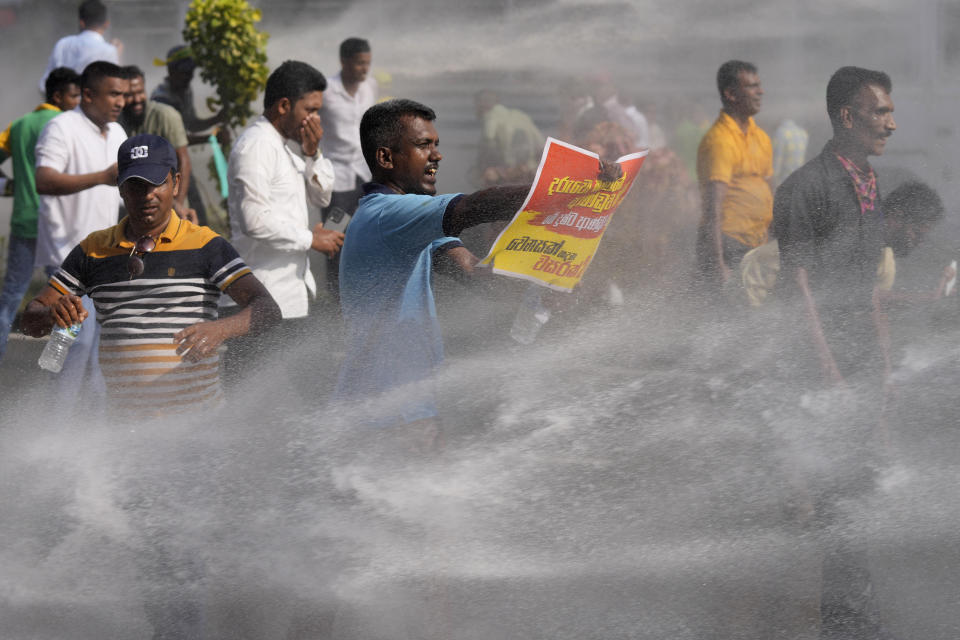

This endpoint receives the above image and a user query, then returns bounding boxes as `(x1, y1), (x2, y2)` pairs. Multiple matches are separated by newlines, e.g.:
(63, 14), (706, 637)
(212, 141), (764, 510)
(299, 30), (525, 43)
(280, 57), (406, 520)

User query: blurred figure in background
(772, 118), (809, 188)
(617, 88), (651, 150)
(152, 44), (228, 226)
(119, 65), (196, 223)
(39, 0), (120, 93)
(473, 89), (545, 187)
(318, 37), (379, 299)
(696, 60), (773, 289)
(0, 67), (82, 360)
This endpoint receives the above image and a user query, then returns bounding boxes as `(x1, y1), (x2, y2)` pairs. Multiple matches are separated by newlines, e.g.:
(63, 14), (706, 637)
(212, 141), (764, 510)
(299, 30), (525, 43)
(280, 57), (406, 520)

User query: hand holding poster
(481, 137), (647, 291)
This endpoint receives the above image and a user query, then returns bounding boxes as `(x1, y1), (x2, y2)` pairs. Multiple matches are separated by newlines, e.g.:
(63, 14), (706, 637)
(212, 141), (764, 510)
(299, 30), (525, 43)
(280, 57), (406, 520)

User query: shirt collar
(362, 182), (397, 196)
(75, 105), (110, 134)
(113, 212), (183, 248)
(328, 72), (348, 97)
(718, 110), (756, 135)
(255, 114), (287, 144)
(36, 103), (60, 113)
(81, 29), (106, 42)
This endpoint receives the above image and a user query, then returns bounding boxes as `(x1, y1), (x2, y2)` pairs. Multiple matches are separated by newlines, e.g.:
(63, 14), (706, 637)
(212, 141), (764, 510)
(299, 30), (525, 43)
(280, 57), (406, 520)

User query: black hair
(716, 60), (757, 101)
(885, 180), (945, 226)
(80, 60), (123, 92)
(45, 67), (81, 103)
(79, 0), (107, 28)
(360, 98), (437, 172)
(120, 64), (144, 81)
(340, 37), (371, 59)
(826, 66), (892, 128)
(263, 60), (327, 110)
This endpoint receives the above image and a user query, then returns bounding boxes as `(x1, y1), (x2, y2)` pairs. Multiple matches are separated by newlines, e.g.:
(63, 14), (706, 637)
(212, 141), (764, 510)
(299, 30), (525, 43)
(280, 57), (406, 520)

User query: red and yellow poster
(481, 137), (647, 291)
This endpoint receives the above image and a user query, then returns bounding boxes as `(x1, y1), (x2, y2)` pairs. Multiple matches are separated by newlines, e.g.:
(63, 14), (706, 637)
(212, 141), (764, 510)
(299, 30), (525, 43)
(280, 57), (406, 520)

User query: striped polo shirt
(50, 213), (251, 417)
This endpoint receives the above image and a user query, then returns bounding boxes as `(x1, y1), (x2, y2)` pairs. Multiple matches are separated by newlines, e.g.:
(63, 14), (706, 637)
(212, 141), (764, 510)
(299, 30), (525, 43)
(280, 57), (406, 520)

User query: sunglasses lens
(136, 236), (156, 253)
(127, 255), (145, 278)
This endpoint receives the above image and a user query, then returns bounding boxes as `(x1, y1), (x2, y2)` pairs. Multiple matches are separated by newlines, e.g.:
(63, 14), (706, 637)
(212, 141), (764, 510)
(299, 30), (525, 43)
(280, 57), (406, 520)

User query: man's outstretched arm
(443, 160), (622, 236)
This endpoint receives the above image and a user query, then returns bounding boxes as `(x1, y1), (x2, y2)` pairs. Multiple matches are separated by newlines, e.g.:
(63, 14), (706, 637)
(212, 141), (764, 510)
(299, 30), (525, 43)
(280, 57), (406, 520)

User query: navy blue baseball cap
(117, 134), (178, 186)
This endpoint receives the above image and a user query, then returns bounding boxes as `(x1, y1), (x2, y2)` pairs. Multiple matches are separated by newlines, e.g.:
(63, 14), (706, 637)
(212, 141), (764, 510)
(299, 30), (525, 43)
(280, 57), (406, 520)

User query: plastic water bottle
(38, 323), (81, 373)
(510, 283), (552, 345)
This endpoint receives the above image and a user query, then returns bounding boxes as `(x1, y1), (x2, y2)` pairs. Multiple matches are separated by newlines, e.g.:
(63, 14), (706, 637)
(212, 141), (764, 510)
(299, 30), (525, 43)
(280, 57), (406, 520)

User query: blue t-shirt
(336, 184), (463, 425)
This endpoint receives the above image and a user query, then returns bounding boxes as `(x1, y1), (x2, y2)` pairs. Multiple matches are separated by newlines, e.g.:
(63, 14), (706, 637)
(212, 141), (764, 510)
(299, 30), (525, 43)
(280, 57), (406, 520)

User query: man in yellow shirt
(696, 60), (773, 286)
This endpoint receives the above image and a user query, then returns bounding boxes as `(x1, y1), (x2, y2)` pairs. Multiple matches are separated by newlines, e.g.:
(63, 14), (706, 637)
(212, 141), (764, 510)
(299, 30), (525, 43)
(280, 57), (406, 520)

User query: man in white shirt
(318, 37), (378, 297)
(39, 0), (121, 93)
(226, 60), (343, 387)
(34, 59), (128, 404)
(228, 60), (342, 321)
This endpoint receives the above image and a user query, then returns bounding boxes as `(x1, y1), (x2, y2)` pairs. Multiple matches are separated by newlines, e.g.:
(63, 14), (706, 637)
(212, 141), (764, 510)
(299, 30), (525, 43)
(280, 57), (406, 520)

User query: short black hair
(826, 66), (892, 127)
(80, 60), (124, 92)
(360, 98), (436, 172)
(340, 37), (371, 59)
(45, 67), (81, 103)
(79, 0), (108, 28)
(120, 64), (144, 81)
(716, 60), (757, 100)
(885, 180), (945, 226)
(263, 60), (327, 110)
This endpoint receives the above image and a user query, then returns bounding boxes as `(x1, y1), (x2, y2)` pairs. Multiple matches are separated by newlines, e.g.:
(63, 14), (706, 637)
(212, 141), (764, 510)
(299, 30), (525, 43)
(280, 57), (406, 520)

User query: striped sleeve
(49, 244), (88, 296)
(205, 236), (252, 290)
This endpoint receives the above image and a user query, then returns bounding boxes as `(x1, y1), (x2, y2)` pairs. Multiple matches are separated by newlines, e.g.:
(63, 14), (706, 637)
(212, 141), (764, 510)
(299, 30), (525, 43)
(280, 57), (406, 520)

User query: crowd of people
(0, 1), (956, 638)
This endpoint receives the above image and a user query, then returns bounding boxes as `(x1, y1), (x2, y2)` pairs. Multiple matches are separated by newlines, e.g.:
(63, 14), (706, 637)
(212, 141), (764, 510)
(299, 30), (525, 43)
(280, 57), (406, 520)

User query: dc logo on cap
(130, 145), (149, 160)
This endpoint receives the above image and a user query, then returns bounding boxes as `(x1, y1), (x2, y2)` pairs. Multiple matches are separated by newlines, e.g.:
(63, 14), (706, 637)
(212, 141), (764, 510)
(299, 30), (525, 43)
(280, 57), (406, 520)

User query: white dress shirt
(35, 107), (125, 268)
(318, 72), (378, 192)
(40, 30), (119, 92)
(228, 116), (334, 318)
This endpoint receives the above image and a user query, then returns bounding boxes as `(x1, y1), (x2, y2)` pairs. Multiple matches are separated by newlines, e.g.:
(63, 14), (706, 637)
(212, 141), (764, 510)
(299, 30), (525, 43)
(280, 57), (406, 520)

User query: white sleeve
(34, 118), (69, 172)
(305, 153), (335, 209)
(229, 141), (314, 252)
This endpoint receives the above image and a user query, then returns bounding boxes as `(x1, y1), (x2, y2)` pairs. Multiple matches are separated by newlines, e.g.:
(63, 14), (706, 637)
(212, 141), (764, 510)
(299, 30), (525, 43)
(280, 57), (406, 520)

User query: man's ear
(81, 86), (93, 104)
(375, 146), (393, 170)
(839, 105), (854, 130)
(172, 171), (182, 198)
(722, 86), (737, 106)
(276, 96), (292, 116)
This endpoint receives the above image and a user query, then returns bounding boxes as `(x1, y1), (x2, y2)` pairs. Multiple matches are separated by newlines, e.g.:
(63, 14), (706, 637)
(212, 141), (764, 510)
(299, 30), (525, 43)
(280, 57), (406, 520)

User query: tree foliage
(183, 0), (269, 130)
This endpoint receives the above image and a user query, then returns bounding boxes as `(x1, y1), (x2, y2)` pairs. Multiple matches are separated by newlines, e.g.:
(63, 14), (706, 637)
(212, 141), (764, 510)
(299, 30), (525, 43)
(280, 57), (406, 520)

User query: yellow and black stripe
(50, 213), (251, 417)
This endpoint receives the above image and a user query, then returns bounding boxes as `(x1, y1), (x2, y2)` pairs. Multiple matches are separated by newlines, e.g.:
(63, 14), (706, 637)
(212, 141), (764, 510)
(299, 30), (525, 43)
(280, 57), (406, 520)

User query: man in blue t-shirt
(336, 98), (618, 445)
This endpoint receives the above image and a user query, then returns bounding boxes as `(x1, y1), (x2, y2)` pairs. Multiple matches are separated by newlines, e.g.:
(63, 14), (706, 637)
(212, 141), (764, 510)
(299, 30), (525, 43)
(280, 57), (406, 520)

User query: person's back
(7, 109), (65, 237)
(39, 0), (119, 92)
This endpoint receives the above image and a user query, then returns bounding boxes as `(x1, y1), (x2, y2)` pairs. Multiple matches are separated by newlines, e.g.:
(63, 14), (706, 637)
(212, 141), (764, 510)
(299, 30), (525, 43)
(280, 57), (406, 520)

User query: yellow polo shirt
(697, 111), (774, 248)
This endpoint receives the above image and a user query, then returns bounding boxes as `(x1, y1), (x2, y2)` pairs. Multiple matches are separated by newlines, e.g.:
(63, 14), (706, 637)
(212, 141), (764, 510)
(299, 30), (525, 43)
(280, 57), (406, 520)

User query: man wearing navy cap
(23, 134), (280, 418)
